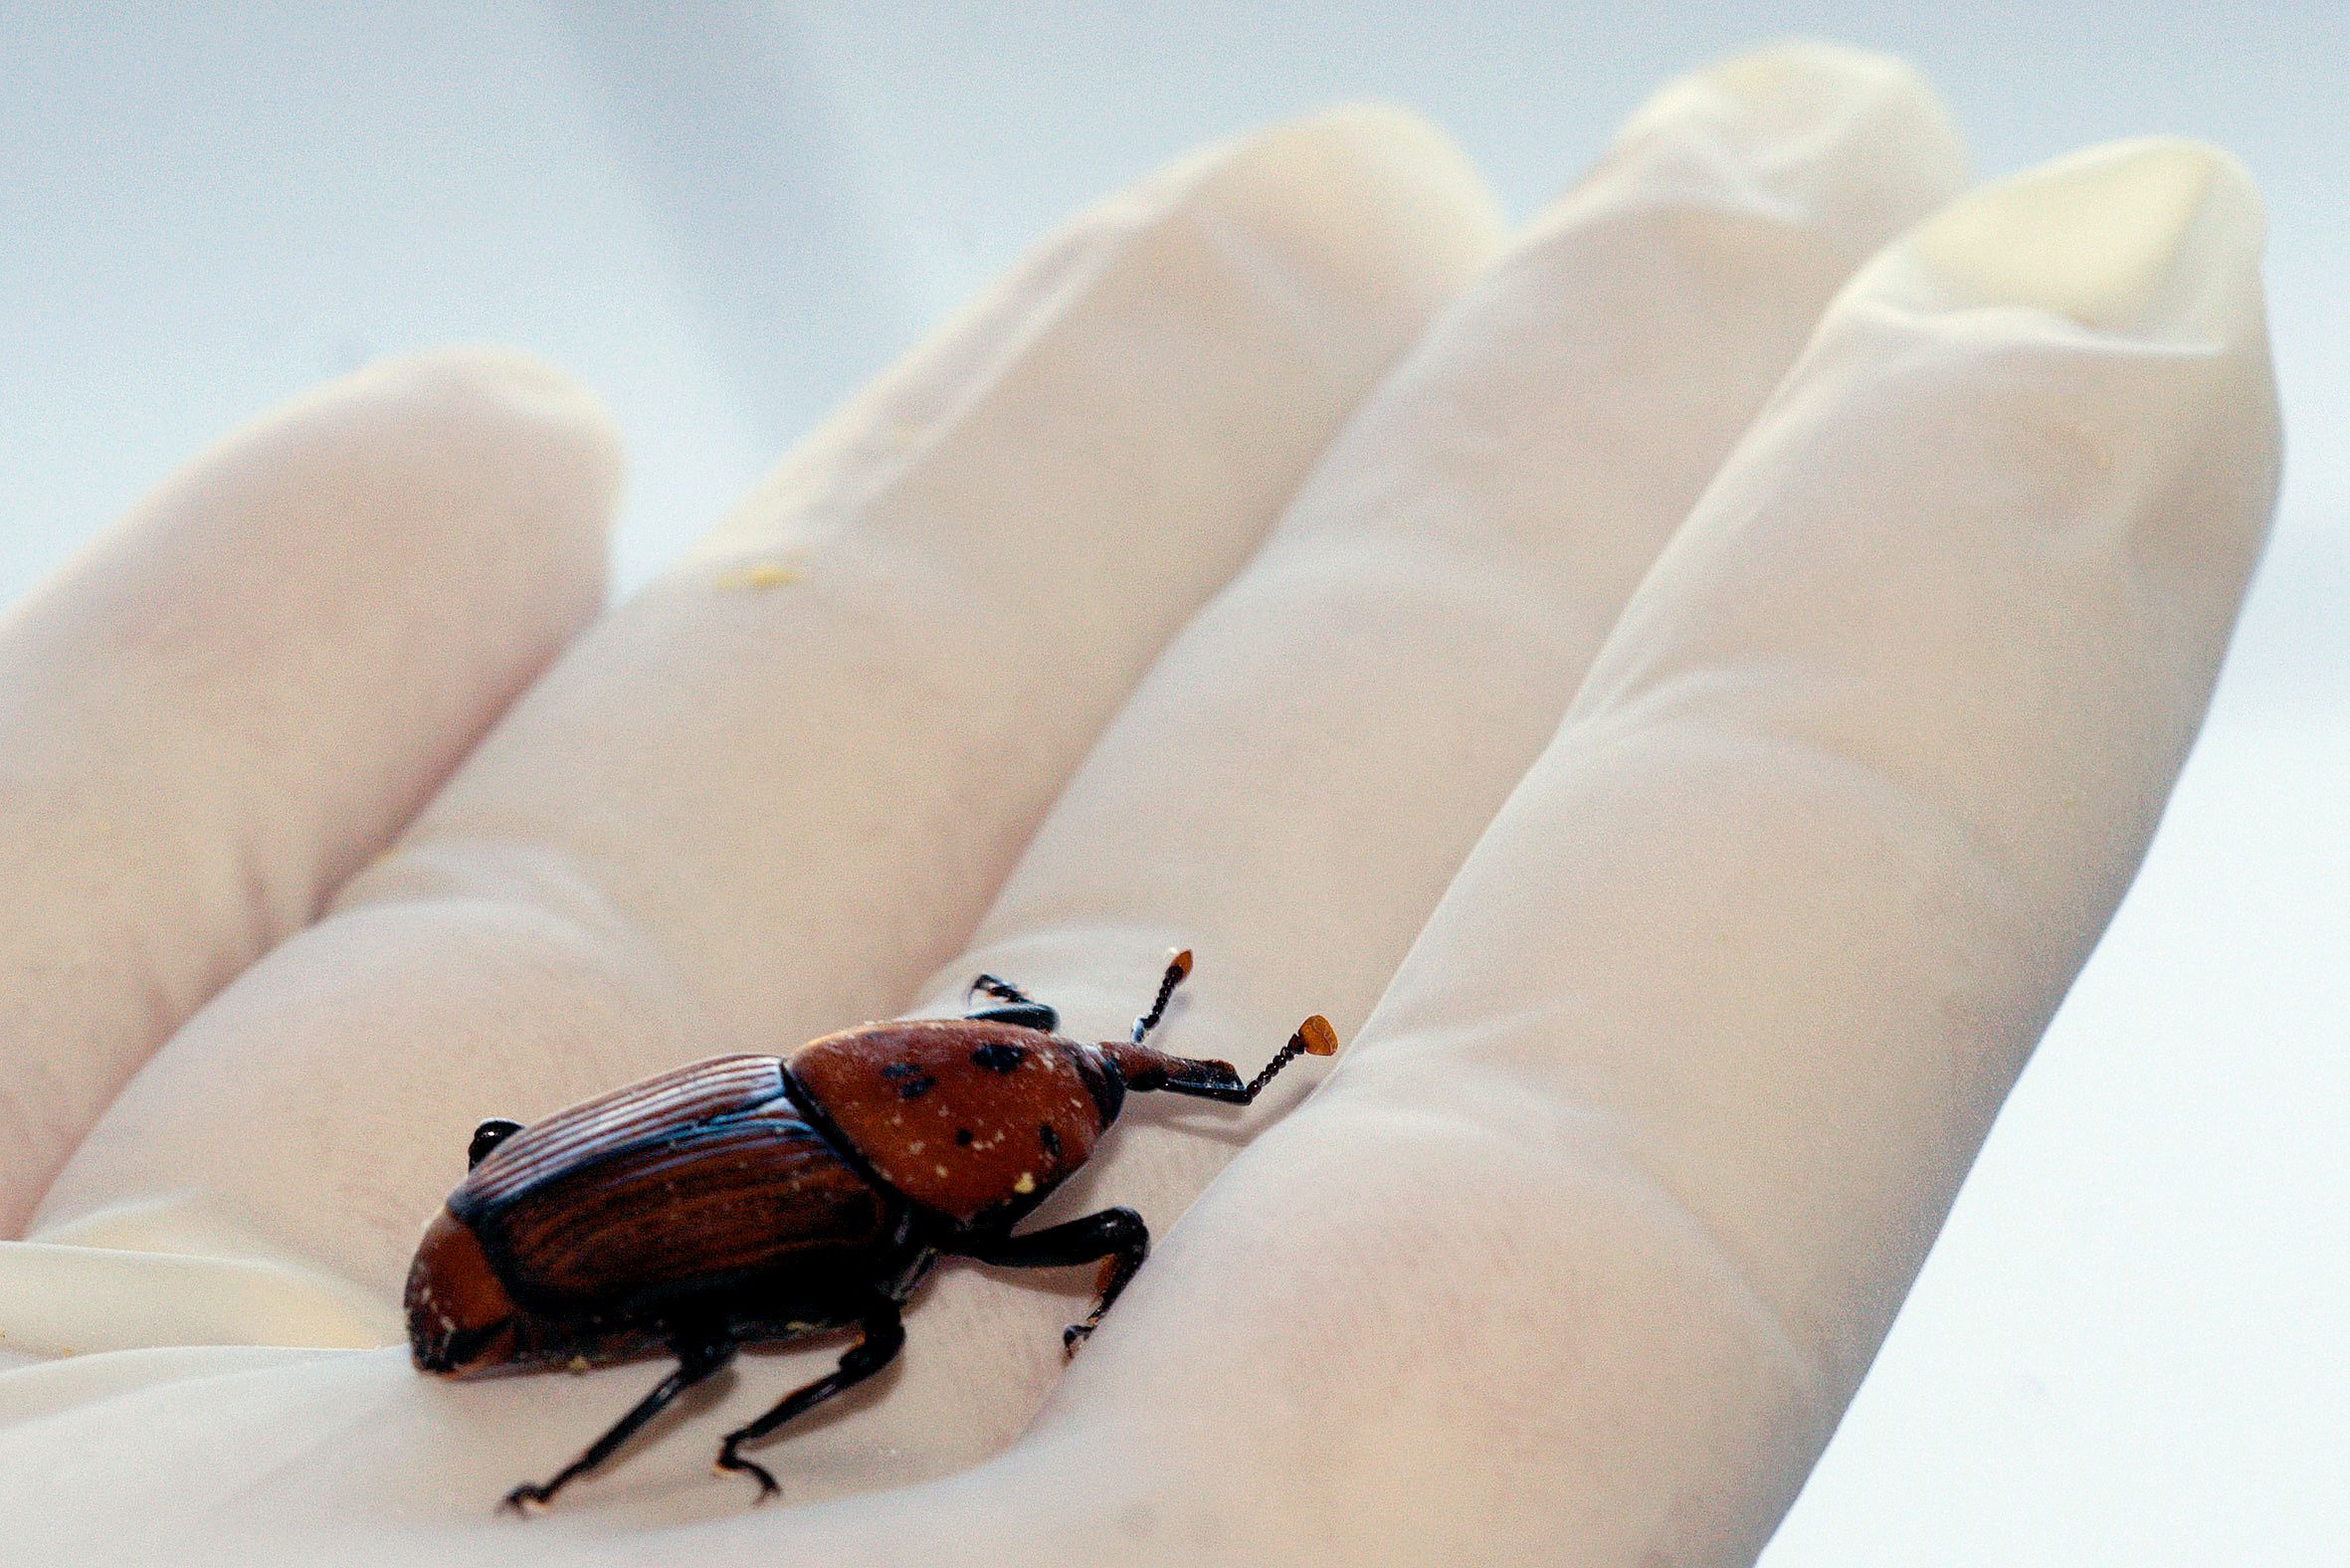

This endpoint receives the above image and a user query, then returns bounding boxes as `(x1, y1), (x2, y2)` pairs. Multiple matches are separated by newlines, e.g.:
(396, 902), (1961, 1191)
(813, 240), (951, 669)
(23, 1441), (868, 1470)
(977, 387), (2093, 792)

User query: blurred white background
(4, 3), (2345, 1560)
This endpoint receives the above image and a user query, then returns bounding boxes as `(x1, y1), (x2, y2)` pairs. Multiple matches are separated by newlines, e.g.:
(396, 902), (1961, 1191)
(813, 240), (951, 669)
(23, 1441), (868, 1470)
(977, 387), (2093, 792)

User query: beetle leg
(499, 1338), (735, 1514)
(966, 972), (1033, 1007)
(713, 1306), (906, 1500)
(968, 1001), (1060, 1032)
(967, 972), (1056, 1031)
(468, 1117), (523, 1169)
(956, 1206), (1149, 1355)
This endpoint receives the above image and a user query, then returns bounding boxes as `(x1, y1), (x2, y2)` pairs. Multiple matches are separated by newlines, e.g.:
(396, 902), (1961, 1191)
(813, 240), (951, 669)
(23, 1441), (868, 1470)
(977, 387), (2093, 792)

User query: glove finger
(0, 349), (618, 1236)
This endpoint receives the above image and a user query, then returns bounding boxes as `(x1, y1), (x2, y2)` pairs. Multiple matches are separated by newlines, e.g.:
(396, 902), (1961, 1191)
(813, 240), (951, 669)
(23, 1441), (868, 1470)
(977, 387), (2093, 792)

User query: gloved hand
(0, 42), (2278, 1567)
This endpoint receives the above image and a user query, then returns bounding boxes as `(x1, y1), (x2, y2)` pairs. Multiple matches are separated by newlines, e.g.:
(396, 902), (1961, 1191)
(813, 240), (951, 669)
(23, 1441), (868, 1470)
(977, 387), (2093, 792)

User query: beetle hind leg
(713, 1306), (906, 1500)
(956, 1206), (1148, 1355)
(499, 1338), (735, 1514)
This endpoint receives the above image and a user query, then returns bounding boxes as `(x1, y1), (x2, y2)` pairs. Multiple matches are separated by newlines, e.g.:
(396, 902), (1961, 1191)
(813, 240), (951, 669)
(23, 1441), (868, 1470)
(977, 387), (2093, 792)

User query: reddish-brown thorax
(786, 1019), (1106, 1226)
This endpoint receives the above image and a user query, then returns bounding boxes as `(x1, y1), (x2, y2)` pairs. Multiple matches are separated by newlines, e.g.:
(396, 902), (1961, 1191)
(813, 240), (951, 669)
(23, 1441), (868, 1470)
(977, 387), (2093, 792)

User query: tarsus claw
(715, 1445), (781, 1502)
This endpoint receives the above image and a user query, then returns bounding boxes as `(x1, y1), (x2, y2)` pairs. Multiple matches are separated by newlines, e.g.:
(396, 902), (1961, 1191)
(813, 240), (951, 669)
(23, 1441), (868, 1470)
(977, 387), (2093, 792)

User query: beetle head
(406, 1209), (522, 1375)
(1065, 1041), (1129, 1128)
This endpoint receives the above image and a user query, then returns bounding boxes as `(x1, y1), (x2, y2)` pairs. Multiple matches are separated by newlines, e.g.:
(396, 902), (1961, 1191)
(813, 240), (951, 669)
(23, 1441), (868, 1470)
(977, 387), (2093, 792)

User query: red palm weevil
(405, 950), (1337, 1511)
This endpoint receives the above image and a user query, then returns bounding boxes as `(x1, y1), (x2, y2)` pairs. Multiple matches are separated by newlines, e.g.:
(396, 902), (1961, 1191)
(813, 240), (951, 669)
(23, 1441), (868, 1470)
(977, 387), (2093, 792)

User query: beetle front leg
(713, 1306), (906, 1500)
(965, 972), (1058, 1032)
(957, 1206), (1149, 1354)
(501, 1337), (736, 1514)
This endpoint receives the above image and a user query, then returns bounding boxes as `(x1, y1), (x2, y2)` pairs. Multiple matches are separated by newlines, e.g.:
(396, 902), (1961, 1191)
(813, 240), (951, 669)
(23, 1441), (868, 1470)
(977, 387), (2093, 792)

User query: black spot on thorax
(880, 1062), (935, 1099)
(1037, 1123), (1062, 1158)
(971, 1042), (1027, 1074)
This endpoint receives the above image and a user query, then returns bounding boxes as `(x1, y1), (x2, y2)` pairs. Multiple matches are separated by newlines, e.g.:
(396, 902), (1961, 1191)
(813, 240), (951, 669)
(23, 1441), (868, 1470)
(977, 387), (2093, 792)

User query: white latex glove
(0, 43), (2278, 1567)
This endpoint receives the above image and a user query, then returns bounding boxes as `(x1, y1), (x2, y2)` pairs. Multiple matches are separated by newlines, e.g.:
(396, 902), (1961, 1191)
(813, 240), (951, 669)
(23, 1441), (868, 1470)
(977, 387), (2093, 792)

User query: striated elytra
(404, 949), (1338, 1512)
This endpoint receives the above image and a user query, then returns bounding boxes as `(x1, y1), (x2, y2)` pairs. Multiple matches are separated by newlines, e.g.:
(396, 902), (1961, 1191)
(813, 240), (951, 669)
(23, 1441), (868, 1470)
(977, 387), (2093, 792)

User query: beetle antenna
(1130, 948), (1193, 1045)
(1239, 1014), (1340, 1098)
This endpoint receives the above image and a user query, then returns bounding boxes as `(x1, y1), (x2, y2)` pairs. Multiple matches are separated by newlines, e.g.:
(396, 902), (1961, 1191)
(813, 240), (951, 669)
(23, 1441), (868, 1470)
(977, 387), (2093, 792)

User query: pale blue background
(5, 3), (2346, 1559)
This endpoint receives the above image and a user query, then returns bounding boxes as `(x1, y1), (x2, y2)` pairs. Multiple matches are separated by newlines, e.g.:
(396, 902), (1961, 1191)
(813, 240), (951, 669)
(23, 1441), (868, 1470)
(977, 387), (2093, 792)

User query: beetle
(405, 949), (1336, 1512)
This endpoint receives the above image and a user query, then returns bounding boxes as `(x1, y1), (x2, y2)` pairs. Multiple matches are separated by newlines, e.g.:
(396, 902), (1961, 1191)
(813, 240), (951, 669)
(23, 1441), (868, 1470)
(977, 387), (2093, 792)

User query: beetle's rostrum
(403, 949), (1338, 1513)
